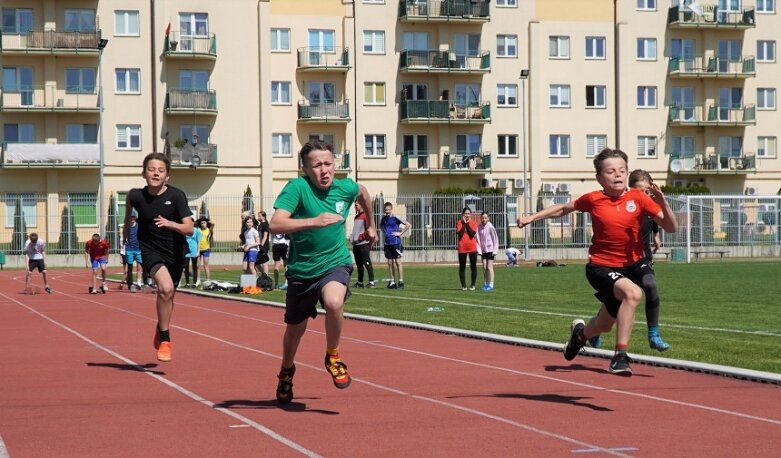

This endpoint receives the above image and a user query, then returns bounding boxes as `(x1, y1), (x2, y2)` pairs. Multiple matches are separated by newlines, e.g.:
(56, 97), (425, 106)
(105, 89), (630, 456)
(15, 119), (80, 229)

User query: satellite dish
(670, 159), (682, 173)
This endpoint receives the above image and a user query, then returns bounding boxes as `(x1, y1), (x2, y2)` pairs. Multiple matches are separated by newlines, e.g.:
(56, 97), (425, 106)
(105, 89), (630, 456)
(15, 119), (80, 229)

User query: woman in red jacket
(456, 207), (479, 290)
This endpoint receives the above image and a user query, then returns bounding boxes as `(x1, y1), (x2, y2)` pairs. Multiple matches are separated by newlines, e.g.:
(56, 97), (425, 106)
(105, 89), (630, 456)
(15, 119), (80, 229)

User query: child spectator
(476, 211), (499, 291)
(84, 233), (109, 294)
(379, 202), (410, 289)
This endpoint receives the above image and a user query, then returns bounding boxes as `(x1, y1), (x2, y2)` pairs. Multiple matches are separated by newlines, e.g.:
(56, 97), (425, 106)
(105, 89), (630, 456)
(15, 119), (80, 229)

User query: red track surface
(1, 268), (779, 457)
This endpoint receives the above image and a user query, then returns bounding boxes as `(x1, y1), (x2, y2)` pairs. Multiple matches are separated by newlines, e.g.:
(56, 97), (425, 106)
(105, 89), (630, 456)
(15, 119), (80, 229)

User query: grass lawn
(161, 260), (781, 374)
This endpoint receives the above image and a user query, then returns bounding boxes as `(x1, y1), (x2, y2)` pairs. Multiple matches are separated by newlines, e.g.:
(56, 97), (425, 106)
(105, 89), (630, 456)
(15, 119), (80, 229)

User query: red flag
(164, 22), (171, 37)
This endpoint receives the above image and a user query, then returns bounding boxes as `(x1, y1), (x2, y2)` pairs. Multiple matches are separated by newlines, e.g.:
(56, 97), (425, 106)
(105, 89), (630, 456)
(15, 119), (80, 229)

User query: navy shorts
(585, 260), (649, 318)
(284, 265), (353, 325)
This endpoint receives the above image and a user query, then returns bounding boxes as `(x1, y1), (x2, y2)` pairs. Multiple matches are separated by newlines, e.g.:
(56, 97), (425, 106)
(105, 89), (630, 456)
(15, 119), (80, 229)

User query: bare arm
(269, 209), (344, 234)
(517, 201), (577, 228)
(355, 184), (377, 246)
(123, 193), (133, 242)
(648, 183), (678, 233)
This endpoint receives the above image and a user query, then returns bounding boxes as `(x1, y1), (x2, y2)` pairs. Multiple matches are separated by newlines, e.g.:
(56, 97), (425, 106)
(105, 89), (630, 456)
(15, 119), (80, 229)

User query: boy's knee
(640, 274), (657, 292)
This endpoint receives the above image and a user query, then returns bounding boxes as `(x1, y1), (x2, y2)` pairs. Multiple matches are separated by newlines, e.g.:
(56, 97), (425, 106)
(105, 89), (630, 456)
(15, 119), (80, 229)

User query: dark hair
(480, 211), (489, 218)
(29, 232), (38, 238)
(299, 140), (333, 168)
(462, 207), (472, 214)
(628, 169), (653, 187)
(142, 152), (170, 173)
(384, 202), (393, 208)
(593, 148), (628, 174)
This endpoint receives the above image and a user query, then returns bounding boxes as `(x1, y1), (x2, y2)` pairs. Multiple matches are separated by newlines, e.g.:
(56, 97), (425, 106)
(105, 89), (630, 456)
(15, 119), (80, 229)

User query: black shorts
(28, 259), (46, 273)
(585, 260), (648, 318)
(272, 244), (288, 261)
(142, 248), (184, 287)
(481, 253), (495, 261)
(255, 247), (270, 265)
(384, 243), (403, 260)
(284, 265), (353, 325)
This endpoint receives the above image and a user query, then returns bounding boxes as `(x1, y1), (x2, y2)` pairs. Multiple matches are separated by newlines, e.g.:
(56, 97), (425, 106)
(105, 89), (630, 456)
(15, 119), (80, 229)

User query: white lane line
(0, 433), (9, 458)
(0, 292), (322, 458)
(572, 447), (639, 454)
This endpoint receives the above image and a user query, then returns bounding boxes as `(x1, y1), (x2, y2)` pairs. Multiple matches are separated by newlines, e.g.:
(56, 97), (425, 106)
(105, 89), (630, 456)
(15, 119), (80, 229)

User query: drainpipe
(351, 1), (358, 182)
(614, 0), (621, 149)
(150, 0), (158, 151)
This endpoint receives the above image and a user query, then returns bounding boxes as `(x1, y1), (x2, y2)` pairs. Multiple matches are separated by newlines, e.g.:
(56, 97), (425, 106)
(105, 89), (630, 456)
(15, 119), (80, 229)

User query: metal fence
(1, 192), (779, 261)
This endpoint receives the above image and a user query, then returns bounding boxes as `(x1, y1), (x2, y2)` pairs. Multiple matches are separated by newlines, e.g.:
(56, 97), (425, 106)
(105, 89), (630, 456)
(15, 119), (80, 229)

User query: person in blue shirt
(124, 212), (145, 291)
(182, 216), (202, 287)
(379, 202), (411, 289)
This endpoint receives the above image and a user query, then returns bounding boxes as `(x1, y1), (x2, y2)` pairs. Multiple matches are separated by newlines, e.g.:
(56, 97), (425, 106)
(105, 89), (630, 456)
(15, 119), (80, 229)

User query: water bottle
(426, 306), (444, 312)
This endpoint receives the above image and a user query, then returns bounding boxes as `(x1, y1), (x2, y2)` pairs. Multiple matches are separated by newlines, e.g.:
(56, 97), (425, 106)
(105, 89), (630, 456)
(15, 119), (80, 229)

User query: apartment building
(1, 0), (778, 230)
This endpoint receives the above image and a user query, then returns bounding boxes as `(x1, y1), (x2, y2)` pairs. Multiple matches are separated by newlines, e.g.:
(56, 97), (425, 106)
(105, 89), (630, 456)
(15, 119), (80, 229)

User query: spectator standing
(197, 217), (214, 284)
(271, 231), (289, 290)
(456, 207), (478, 290)
(351, 201), (376, 288)
(476, 211), (499, 291)
(379, 202), (410, 289)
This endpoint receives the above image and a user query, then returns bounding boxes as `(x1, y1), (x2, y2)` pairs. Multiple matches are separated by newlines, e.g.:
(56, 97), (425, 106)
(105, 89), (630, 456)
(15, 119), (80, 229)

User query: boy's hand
(517, 216), (532, 228)
(312, 213), (343, 228)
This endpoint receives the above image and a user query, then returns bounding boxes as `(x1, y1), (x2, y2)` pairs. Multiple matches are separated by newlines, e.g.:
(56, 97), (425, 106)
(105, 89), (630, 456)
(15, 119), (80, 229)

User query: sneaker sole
(608, 367), (633, 377)
(564, 319), (586, 361)
(649, 342), (671, 352)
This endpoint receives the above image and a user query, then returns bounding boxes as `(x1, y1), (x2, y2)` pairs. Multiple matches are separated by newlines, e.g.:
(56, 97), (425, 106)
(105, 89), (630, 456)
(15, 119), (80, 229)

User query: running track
(1, 269), (779, 457)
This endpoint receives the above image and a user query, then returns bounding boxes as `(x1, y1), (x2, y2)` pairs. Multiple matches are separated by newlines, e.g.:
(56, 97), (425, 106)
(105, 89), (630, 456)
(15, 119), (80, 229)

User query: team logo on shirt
(335, 201), (345, 214)
(625, 200), (637, 213)
(164, 201), (171, 205)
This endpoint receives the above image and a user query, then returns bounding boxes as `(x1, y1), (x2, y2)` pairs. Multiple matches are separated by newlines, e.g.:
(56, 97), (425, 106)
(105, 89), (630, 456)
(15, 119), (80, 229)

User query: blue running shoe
(588, 334), (602, 349)
(648, 333), (670, 352)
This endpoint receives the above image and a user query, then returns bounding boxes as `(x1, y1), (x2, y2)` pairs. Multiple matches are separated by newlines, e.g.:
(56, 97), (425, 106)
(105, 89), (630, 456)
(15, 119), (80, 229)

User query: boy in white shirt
(24, 233), (53, 294)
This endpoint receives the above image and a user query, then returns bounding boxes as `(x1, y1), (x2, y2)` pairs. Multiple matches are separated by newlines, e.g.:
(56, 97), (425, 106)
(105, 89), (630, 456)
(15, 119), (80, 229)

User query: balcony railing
(334, 150), (351, 172)
(400, 150), (491, 174)
(163, 31), (217, 59)
(667, 104), (756, 126)
(1, 142), (99, 168)
(168, 143), (218, 168)
(667, 5), (755, 28)
(400, 100), (491, 123)
(669, 152), (756, 174)
(0, 85), (99, 112)
(667, 56), (756, 78)
(400, 49), (490, 73)
(0, 28), (101, 53)
(164, 89), (217, 114)
(297, 100), (351, 122)
(297, 47), (350, 71)
(399, 0), (490, 21)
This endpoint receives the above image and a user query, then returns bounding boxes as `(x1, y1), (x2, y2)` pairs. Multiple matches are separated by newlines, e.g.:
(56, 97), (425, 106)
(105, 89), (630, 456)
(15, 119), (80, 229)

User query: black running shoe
(276, 364), (296, 405)
(564, 319), (586, 361)
(397, 282), (405, 290)
(353, 282), (364, 288)
(608, 353), (633, 376)
(387, 282), (397, 289)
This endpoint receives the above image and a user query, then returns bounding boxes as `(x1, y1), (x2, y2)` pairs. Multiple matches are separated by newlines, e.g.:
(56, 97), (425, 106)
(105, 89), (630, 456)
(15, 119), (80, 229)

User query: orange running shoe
(324, 353), (351, 389)
(157, 341), (172, 362)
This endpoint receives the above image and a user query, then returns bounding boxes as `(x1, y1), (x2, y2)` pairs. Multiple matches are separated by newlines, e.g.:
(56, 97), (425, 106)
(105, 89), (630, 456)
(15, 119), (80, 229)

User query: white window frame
(586, 85), (606, 108)
(757, 41), (776, 62)
(549, 36), (570, 59)
(637, 86), (657, 108)
(115, 68), (140, 94)
(114, 10), (139, 36)
(363, 30), (385, 54)
(497, 35), (518, 57)
(270, 28), (290, 52)
(586, 135), (607, 157)
(497, 135), (518, 157)
(363, 0), (385, 3)
(757, 136), (777, 158)
(757, 88), (776, 110)
(271, 81), (291, 105)
(637, 38), (657, 60)
(271, 133), (292, 157)
(116, 124), (141, 150)
(549, 85), (570, 107)
(549, 135), (570, 157)
(364, 134), (386, 157)
(636, 0), (656, 10)
(585, 36), (605, 59)
(364, 82), (386, 105)
(496, 0), (518, 6)
(637, 136), (657, 158)
(756, 0), (775, 13)
(496, 84), (517, 107)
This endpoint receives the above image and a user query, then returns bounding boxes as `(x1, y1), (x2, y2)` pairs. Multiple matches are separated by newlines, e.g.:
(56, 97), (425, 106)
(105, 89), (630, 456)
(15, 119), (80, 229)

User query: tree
(242, 185), (254, 214)
(58, 205), (78, 254)
(105, 193), (120, 253)
(199, 199), (210, 219)
(10, 195), (28, 255)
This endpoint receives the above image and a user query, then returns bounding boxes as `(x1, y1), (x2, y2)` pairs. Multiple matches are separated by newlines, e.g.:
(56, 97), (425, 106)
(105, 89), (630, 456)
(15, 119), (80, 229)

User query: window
(179, 70), (209, 91)
(180, 125), (209, 144)
(549, 36), (570, 58)
(586, 85), (606, 108)
(496, 0), (517, 6)
(637, 0), (656, 10)
(497, 35), (517, 57)
(637, 86), (657, 108)
(757, 0), (775, 13)
(69, 193), (97, 227)
(757, 41), (776, 62)
(115, 69), (140, 94)
(65, 68), (96, 94)
(272, 133), (292, 157)
(496, 84), (517, 106)
(586, 135), (607, 157)
(637, 38), (657, 60)
(3, 123), (34, 143)
(179, 13), (208, 52)
(116, 125), (141, 150)
(309, 81), (335, 104)
(309, 29), (335, 52)
(549, 85), (570, 107)
(758, 88), (776, 109)
(364, 134), (386, 156)
(364, 82), (386, 105)
(4, 193), (37, 228)
(403, 32), (429, 51)
(552, 195), (572, 225)
(757, 136), (777, 158)
(670, 136), (695, 158)
(2, 8), (33, 33)
(498, 135), (517, 156)
(363, 30), (385, 54)
(585, 37), (605, 59)
(637, 136), (657, 157)
(549, 135), (570, 156)
(455, 84), (481, 106)
(271, 81), (291, 104)
(64, 9), (96, 32)
(719, 136), (743, 162)
(66, 124), (97, 143)
(364, 0), (385, 3)
(114, 10), (139, 36)
(456, 134), (482, 156)
(270, 29), (290, 52)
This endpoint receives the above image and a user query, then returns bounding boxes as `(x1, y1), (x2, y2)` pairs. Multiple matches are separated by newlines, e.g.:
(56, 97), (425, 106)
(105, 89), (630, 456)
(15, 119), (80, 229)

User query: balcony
(400, 100), (491, 124)
(669, 152), (756, 175)
(399, 0), (490, 22)
(400, 49), (490, 74)
(667, 104), (756, 127)
(168, 143), (218, 168)
(667, 56), (755, 79)
(0, 85), (98, 112)
(400, 150), (491, 174)
(297, 47), (350, 72)
(297, 100), (351, 123)
(0, 29), (101, 55)
(164, 89), (217, 115)
(163, 31), (217, 60)
(1, 143), (99, 168)
(667, 5), (755, 29)
(334, 150), (351, 174)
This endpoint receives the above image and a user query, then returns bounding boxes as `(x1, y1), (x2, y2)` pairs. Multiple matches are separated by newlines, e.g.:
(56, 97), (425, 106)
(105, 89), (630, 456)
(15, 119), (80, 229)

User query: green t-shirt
(274, 176), (359, 279)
